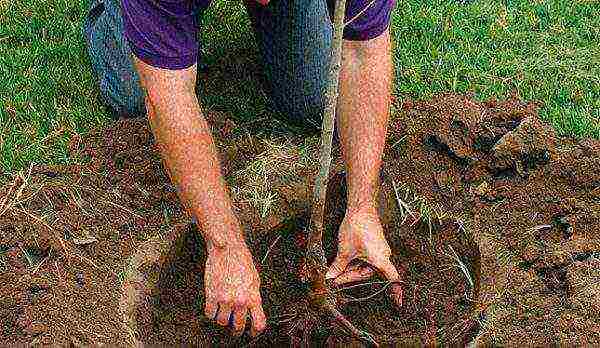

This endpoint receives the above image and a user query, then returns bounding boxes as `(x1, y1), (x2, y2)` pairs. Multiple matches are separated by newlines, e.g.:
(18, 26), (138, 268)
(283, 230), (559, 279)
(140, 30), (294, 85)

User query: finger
(390, 283), (403, 307)
(249, 305), (267, 337)
(204, 298), (218, 319)
(374, 257), (401, 283)
(232, 307), (248, 336)
(332, 263), (361, 284)
(325, 254), (352, 280)
(216, 303), (233, 327)
(334, 265), (375, 285)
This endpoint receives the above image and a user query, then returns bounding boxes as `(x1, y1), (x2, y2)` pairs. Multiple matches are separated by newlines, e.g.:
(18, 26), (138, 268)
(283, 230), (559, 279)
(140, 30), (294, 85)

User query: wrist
(203, 223), (247, 252)
(190, 208), (245, 246)
(206, 239), (250, 263)
(206, 234), (246, 252)
(345, 201), (378, 217)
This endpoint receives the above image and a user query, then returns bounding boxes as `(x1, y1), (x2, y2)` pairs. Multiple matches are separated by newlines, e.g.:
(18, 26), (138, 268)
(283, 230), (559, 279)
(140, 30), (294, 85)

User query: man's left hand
(325, 208), (402, 286)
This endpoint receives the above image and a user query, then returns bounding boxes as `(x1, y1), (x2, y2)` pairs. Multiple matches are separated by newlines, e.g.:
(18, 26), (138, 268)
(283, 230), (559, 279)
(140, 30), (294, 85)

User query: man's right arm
(132, 58), (240, 248)
(132, 57), (266, 336)
(120, 0), (266, 336)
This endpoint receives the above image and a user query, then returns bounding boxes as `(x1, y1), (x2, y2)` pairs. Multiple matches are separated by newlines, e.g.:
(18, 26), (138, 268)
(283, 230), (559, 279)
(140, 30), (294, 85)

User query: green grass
(1, 0), (599, 175)
(391, 0), (600, 137)
(0, 0), (105, 174)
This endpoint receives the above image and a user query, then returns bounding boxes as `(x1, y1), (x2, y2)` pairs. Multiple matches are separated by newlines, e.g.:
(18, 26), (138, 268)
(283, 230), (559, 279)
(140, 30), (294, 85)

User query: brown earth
(1, 94), (598, 346)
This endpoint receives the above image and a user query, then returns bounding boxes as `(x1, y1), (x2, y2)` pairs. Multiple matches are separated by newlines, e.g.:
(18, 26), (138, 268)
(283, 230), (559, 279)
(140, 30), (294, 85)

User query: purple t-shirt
(122, 0), (395, 70)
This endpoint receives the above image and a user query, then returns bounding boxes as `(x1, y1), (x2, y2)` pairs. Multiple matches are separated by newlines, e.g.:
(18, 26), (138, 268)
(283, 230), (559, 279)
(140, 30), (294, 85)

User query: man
(84, 0), (400, 338)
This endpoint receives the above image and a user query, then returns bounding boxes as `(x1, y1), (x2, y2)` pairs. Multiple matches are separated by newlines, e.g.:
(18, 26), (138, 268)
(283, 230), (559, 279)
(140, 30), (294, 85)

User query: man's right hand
(204, 240), (266, 337)
(129, 56), (266, 337)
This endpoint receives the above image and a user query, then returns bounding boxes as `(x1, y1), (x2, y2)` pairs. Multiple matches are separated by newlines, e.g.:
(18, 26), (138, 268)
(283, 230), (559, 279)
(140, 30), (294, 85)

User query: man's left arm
(325, 0), (402, 304)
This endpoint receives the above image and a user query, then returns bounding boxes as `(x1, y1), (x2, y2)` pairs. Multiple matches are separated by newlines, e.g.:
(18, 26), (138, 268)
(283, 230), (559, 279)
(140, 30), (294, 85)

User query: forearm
(326, 31), (399, 284)
(134, 59), (243, 249)
(337, 30), (392, 213)
(148, 96), (242, 247)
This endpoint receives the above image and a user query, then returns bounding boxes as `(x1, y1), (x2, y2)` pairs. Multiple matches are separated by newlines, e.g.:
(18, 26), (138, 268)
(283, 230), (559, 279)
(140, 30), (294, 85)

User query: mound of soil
(1, 93), (598, 346)
(382, 94), (600, 345)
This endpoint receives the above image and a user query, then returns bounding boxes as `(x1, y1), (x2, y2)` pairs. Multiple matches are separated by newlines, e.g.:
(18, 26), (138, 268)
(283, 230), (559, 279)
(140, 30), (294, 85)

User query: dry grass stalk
(261, 234), (282, 265)
(444, 245), (475, 294)
(391, 179), (416, 224)
(0, 163), (33, 218)
(100, 197), (142, 219)
(231, 136), (317, 219)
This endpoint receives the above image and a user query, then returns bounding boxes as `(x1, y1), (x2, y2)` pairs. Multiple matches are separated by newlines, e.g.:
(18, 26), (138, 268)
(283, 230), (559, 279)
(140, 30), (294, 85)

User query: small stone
(72, 236), (97, 245)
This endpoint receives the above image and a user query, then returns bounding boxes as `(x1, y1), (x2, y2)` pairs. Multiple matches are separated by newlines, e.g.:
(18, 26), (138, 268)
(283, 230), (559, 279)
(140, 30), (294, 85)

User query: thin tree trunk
(303, 1), (379, 346)
(306, 0), (348, 288)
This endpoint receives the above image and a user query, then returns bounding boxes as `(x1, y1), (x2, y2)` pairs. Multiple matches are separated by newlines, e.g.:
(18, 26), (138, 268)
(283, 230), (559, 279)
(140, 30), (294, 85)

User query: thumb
(326, 254), (351, 280)
(373, 257), (401, 283)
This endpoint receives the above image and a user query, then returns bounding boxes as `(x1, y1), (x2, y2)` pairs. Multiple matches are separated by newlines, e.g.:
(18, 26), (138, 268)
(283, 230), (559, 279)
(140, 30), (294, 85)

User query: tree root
(321, 298), (379, 347)
(283, 290), (379, 348)
(299, 0), (384, 342)
(302, 246), (380, 347)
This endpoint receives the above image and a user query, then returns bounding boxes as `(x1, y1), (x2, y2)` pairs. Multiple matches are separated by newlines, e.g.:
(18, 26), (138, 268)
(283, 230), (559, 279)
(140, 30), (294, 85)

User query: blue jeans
(84, 0), (332, 129)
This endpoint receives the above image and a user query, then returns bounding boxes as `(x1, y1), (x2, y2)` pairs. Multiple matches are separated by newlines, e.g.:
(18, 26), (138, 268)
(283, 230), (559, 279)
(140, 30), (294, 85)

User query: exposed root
(284, 293), (379, 347)
(343, 282), (392, 304)
(302, 245), (380, 346)
(323, 300), (379, 347)
(336, 280), (389, 292)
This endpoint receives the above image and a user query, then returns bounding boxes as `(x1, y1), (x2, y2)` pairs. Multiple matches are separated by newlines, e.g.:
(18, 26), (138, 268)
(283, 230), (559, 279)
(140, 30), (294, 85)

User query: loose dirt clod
(1, 94), (599, 346)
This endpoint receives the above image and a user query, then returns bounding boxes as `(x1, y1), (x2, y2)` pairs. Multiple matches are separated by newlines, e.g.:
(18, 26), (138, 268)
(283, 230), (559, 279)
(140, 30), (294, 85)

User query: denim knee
(247, 0), (332, 130)
(84, 0), (145, 118)
(263, 67), (327, 130)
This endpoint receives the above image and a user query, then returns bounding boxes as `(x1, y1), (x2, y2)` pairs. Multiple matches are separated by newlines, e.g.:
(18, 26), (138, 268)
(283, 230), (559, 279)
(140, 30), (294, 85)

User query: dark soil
(131, 172), (480, 347)
(1, 94), (598, 346)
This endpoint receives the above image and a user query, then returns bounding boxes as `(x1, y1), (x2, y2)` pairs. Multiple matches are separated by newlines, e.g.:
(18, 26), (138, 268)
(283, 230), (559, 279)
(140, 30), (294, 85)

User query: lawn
(0, 0), (598, 175)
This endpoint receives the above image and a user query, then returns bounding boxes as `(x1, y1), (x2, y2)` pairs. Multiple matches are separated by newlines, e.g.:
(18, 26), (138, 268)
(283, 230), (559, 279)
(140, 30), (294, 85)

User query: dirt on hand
(1, 94), (599, 346)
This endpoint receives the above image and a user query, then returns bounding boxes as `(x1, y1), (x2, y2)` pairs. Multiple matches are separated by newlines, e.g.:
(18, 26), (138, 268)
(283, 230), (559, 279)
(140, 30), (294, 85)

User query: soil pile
(1, 94), (598, 346)
(0, 110), (323, 345)
(382, 94), (600, 345)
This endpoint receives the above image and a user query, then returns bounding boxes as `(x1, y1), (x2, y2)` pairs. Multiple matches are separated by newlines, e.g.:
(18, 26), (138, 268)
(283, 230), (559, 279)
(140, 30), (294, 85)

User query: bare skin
(132, 59), (266, 337)
(131, 20), (399, 339)
(326, 29), (401, 288)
